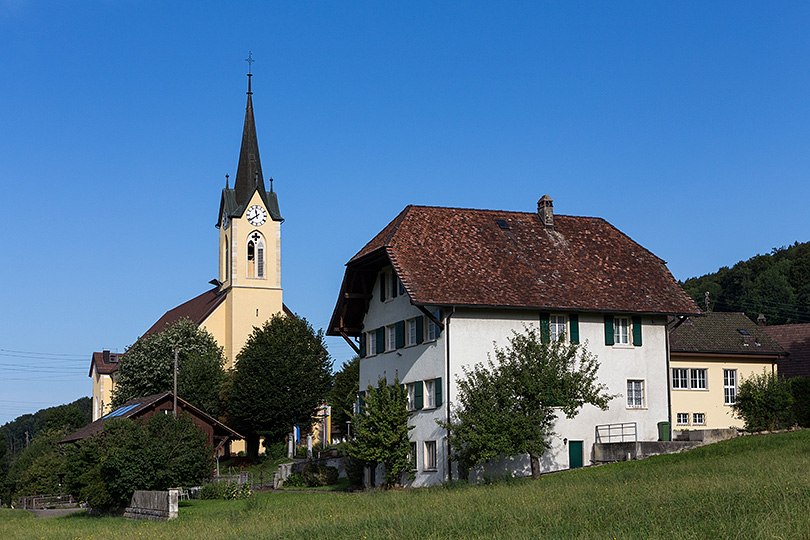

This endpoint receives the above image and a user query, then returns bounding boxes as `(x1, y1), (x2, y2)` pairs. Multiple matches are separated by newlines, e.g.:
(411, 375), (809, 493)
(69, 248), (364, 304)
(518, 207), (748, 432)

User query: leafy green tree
(443, 328), (615, 479)
(229, 314), (333, 458)
(329, 356), (360, 439)
(732, 370), (795, 431)
(112, 318), (225, 416)
(64, 414), (213, 509)
(346, 377), (413, 488)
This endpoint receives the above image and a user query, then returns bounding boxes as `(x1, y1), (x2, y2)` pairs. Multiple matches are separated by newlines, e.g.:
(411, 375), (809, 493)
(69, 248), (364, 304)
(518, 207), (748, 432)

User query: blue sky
(2, 1), (810, 425)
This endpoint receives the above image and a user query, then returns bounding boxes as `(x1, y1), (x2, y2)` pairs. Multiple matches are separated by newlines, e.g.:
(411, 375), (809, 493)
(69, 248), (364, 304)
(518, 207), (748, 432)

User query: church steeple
(233, 71), (266, 209)
(217, 62), (282, 229)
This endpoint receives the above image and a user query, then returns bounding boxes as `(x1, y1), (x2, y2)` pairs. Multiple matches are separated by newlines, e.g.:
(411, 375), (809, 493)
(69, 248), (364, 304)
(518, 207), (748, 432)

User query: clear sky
(2, 1), (810, 425)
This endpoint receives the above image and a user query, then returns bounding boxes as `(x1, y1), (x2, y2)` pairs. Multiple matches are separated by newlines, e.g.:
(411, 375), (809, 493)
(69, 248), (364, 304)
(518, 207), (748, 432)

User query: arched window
(247, 232), (265, 279)
(224, 237), (229, 281)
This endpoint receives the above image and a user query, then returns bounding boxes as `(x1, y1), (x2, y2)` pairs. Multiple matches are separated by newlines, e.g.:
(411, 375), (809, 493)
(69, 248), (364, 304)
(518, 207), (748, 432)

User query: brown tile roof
(59, 391), (242, 444)
(143, 288), (226, 338)
(670, 312), (786, 357)
(88, 350), (122, 377)
(763, 323), (810, 378)
(330, 203), (700, 335)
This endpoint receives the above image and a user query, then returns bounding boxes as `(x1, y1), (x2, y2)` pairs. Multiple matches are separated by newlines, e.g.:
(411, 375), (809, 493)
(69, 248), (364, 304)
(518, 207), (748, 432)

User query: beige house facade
(669, 312), (786, 430)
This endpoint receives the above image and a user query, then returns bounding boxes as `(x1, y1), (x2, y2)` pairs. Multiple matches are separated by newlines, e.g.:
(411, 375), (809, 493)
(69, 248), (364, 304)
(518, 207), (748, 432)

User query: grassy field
(2, 430), (809, 539)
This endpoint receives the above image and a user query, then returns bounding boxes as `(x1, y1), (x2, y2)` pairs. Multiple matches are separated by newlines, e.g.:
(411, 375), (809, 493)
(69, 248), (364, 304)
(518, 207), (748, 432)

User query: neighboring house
(90, 350), (121, 421)
(762, 322), (810, 378)
(328, 197), (700, 486)
(668, 312), (786, 430)
(61, 391), (243, 456)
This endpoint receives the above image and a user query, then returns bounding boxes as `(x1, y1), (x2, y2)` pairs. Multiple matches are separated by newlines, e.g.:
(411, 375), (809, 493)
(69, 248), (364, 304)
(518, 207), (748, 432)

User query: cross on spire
(245, 51), (255, 95)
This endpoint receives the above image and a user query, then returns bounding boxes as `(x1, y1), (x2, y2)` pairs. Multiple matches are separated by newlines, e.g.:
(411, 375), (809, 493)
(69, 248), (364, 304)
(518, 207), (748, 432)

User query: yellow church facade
(91, 71), (285, 419)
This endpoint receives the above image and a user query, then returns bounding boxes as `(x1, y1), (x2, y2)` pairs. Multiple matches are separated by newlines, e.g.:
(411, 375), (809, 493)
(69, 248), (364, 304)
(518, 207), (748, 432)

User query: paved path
(27, 507), (86, 518)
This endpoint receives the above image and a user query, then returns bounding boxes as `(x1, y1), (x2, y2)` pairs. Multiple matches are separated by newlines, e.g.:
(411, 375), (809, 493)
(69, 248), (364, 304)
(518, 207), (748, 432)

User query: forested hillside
(682, 240), (810, 324)
(0, 397), (91, 459)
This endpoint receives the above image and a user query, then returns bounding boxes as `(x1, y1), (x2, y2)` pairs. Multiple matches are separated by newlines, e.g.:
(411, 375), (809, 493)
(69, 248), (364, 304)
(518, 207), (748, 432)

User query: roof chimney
(103, 350), (110, 363)
(757, 313), (766, 327)
(538, 195), (554, 230)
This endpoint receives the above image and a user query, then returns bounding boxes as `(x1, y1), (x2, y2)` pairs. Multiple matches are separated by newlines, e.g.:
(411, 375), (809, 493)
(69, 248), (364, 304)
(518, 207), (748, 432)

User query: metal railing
(18, 494), (77, 510)
(595, 422), (638, 443)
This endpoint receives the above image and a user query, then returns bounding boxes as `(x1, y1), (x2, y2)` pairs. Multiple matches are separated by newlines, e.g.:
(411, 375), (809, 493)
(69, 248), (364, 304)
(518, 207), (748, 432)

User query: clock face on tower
(246, 205), (267, 226)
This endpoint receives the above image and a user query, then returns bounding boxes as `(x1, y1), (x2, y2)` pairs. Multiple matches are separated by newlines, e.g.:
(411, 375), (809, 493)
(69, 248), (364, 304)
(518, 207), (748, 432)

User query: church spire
(233, 63), (265, 209)
(217, 54), (282, 230)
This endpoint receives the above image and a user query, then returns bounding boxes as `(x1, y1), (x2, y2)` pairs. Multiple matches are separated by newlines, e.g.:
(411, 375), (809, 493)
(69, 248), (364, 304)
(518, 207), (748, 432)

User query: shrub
(733, 370), (795, 431)
(789, 377), (810, 428)
(283, 473), (308, 488)
(317, 466), (339, 486)
(199, 482), (224, 499)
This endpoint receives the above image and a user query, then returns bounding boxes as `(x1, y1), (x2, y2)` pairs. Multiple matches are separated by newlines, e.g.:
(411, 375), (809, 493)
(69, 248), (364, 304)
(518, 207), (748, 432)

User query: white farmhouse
(328, 197), (699, 486)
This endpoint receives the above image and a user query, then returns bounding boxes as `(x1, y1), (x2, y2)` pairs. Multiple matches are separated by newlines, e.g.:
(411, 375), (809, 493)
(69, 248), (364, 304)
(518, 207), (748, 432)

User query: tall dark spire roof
(217, 71), (283, 227)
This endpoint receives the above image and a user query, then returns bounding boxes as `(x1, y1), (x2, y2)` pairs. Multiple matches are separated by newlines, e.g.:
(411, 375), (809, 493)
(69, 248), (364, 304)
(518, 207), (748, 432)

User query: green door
(569, 441), (583, 469)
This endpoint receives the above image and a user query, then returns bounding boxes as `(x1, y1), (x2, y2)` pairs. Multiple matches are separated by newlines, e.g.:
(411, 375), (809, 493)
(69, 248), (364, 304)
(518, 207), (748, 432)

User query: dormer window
(247, 232), (266, 279)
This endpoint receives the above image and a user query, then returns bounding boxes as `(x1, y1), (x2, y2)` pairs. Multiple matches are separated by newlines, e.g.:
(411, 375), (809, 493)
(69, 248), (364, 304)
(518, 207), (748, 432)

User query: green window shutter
(395, 320), (405, 349)
(376, 327), (385, 354)
(435, 377), (443, 407)
(539, 313), (551, 343)
(358, 390), (366, 414)
(414, 380), (424, 410)
(392, 274), (398, 298)
(416, 316), (424, 344)
(569, 314), (580, 344)
(632, 316), (642, 346)
(359, 333), (366, 358)
(604, 315), (614, 346)
(379, 274), (386, 302)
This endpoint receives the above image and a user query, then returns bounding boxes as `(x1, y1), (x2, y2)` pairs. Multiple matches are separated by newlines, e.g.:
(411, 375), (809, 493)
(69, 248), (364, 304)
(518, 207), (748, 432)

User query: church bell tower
(215, 63), (284, 366)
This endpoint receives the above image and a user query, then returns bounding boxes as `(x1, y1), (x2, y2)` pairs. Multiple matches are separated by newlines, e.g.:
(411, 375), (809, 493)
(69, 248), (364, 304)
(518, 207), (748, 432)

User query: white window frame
(427, 309), (441, 341)
(672, 368), (688, 389)
(406, 383), (416, 411)
(615, 317), (630, 345)
(690, 369), (707, 390)
(724, 369), (737, 405)
(693, 412), (706, 425)
(246, 231), (266, 279)
(367, 331), (377, 357)
(627, 379), (644, 408)
(676, 413), (689, 425)
(424, 379), (435, 409)
(387, 325), (396, 352)
(550, 315), (567, 342)
(424, 440), (438, 471)
(407, 318), (418, 346)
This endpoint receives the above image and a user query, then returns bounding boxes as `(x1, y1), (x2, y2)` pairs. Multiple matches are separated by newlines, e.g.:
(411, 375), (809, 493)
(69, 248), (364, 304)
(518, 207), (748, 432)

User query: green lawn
(2, 430), (809, 539)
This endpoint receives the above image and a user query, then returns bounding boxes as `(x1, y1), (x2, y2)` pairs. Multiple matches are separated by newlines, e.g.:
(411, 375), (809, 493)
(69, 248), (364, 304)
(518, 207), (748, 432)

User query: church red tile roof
(142, 288), (226, 337)
(330, 203), (700, 336)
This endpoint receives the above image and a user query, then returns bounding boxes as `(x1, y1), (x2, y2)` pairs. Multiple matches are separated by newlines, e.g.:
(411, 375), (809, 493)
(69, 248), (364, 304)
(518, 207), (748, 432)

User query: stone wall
(123, 489), (179, 521)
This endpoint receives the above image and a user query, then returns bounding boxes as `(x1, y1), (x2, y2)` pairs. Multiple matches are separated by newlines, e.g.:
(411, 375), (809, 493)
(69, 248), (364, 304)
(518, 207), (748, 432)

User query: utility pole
(173, 347), (179, 418)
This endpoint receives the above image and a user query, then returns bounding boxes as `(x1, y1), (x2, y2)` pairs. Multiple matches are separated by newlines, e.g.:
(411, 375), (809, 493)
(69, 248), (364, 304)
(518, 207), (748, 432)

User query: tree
(112, 318), (225, 416)
(64, 415), (213, 509)
(228, 314), (333, 459)
(443, 327), (615, 479)
(329, 356), (360, 439)
(346, 377), (413, 488)
(732, 370), (795, 431)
